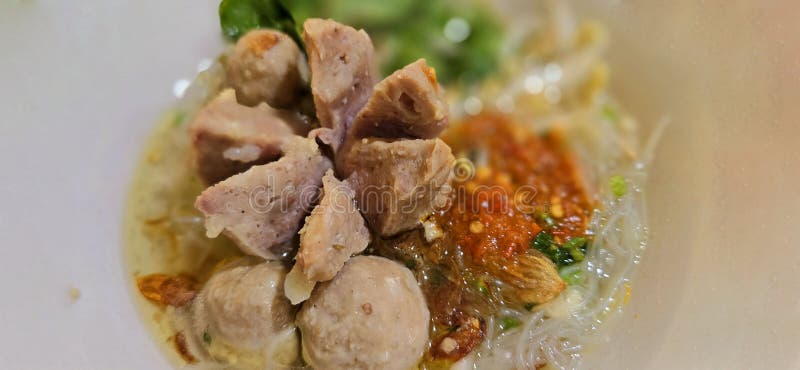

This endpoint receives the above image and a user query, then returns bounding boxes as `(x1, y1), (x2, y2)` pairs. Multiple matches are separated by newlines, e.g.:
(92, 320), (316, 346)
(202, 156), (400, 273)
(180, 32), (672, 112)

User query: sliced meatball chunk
(297, 256), (429, 370)
(195, 137), (332, 260)
(342, 138), (456, 236)
(225, 29), (306, 108)
(303, 18), (376, 151)
(297, 169), (370, 282)
(189, 89), (303, 184)
(351, 59), (449, 139)
(284, 169), (370, 304)
(192, 262), (299, 364)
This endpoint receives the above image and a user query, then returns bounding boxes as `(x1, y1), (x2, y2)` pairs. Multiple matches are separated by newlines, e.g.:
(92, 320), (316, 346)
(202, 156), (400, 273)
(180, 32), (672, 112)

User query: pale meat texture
(351, 59), (449, 139)
(191, 262), (294, 351)
(195, 137), (332, 260)
(297, 256), (429, 370)
(303, 18), (376, 151)
(189, 89), (299, 184)
(296, 169), (370, 282)
(184, 19), (466, 369)
(342, 138), (456, 236)
(225, 29), (306, 108)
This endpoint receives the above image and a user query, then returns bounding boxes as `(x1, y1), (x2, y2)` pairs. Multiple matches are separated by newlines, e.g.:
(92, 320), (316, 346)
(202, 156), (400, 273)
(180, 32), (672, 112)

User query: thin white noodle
(515, 311), (544, 369)
(176, 6), (663, 370)
(470, 92), (662, 369)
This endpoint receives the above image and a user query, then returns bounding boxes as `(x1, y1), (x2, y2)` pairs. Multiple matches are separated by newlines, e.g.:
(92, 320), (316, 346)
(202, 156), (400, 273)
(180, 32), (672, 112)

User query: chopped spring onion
(602, 104), (619, 124)
(172, 111), (186, 128)
(610, 175), (627, 197)
(531, 232), (589, 268)
(536, 212), (556, 229)
(558, 264), (586, 286)
(499, 316), (521, 331)
(474, 277), (489, 296)
(562, 237), (586, 262)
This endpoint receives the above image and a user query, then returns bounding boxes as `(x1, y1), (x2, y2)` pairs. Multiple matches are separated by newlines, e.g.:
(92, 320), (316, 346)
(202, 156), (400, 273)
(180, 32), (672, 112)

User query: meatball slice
(189, 89), (300, 184)
(342, 138), (456, 236)
(297, 256), (429, 370)
(225, 29), (306, 108)
(284, 170), (370, 304)
(350, 59), (449, 140)
(297, 169), (370, 282)
(303, 18), (377, 151)
(192, 262), (296, 354)
(195, 136), (332, 260)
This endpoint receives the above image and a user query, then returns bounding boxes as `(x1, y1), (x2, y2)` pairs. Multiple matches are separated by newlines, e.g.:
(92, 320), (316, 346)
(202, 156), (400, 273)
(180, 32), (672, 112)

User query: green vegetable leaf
(499, 316), (520, 331)
(284, 0), (502, 84)
(219, 0), (260, 40)
(202, 331), (212, 345)
(610, 175), (627, 197)
(532, 232), (589, 268)
(325, 0), (416, 27)
(219, 0), (303, 47)
(531, 231), (555, 254)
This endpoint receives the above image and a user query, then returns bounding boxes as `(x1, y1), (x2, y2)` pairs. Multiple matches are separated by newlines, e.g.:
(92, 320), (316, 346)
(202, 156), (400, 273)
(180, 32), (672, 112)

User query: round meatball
(225, 29), (305, 108)
(192, 262), (294, 351)
(297, 256), (430, 370)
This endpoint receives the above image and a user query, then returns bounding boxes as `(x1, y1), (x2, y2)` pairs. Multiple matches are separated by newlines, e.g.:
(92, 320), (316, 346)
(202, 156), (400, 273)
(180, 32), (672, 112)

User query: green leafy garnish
(610, 175), (627, 197)
(531, 230), (555, 253)
(284, 0), (502, 84)
(536, 212), (556, 229)
(499, 316), (520, 331)
(563, 237), (586, 262)
(219, 0), (303, 46)
(202, 331), (212, 345)
(562, 237), (586, 250)
(220, 0), (503, 84)
(531, 232), (589, 268)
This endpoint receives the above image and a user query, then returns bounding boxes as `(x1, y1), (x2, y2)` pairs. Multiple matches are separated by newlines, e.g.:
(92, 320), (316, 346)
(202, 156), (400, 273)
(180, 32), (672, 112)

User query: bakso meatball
(225, 29), (305, 108)
(297, 256), (429, 370)
(192, 262), (295, 351)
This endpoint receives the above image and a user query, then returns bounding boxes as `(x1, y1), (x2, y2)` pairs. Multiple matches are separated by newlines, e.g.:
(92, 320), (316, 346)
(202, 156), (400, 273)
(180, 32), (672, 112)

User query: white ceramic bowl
(0, 1), (797, 369)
